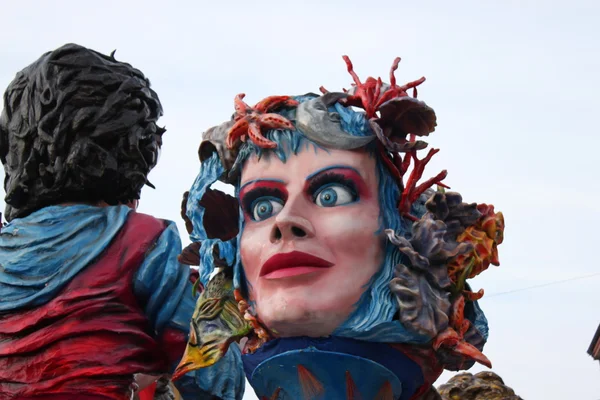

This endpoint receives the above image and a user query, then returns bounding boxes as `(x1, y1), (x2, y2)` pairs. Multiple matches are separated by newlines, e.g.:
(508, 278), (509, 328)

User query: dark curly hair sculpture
(0, 43), (165, 221)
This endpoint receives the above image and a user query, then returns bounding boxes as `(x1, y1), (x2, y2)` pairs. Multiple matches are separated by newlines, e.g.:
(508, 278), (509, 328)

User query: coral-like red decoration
(397, 140), (449, 221)
(322, 56), (446, 220)
(433, 296), (492, 368)
(321, 56), (426, 119)
(226, 94), (298, 149)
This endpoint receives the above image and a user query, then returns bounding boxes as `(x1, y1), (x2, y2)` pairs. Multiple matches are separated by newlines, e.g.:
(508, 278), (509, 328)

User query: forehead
(240, 146), (377, 185)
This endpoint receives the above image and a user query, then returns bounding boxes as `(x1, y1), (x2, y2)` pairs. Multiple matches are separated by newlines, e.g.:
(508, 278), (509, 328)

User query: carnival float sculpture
(0, 44), (244, 400)
(174, 56), (505, 400)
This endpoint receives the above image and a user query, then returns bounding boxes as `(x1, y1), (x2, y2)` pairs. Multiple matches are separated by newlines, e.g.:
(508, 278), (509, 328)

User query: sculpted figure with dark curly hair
(0, 44), (244, 400)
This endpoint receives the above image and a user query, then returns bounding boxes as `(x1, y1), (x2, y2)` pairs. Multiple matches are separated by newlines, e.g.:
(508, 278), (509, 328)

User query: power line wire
(484, 271), (600, 299)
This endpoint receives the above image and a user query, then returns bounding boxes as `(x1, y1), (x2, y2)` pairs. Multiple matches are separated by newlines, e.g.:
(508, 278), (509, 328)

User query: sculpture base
(242, 336), (425, 400)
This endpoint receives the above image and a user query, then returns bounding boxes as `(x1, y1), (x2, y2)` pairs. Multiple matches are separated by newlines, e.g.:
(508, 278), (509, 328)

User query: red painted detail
(0, 212), (176, 400)
(17, 395), (115, 400)
(345, 371), (359, 400)
(137, 381), (157, 400)
(189, 268), (200, 284)
(160, 328), (188, 367)
(388, 343), (443, 400)
(297, 364), (324, 399)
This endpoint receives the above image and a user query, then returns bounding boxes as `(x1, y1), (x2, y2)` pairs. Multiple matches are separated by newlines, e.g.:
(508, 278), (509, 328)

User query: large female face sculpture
(239, 147), (384, 337)
(175, 58), (504, 398)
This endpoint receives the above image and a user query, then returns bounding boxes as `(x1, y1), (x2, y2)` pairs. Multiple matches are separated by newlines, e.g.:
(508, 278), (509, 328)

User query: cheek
(240, 225), (268, 283)
(321, 203), (380, 241)
(317, 201), (383, 265)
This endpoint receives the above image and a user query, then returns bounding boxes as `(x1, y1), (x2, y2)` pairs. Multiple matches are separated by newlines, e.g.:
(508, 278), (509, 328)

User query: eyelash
(241, 173), (359, 219)
(241, 187), (286, 215)
(307, 172), (359, 202)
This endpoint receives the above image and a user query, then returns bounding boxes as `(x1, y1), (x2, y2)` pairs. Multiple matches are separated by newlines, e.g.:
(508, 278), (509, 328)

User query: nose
(270, 204), (315, 243)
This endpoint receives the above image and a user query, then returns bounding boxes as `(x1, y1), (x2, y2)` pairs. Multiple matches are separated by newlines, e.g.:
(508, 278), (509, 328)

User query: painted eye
(315, 185), (355, 207)
(251, 198), (284, 221)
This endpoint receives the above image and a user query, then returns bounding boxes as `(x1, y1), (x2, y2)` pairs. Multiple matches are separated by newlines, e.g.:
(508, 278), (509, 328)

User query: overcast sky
(1, 1), (599, 399)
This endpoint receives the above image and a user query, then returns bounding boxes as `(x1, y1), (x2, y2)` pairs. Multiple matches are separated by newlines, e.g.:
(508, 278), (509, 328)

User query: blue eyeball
(315, 185), (354, 207)
(251, 198), (284, 221)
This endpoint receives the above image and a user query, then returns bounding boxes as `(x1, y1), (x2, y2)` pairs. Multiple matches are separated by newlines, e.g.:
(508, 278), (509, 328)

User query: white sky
(1, 1), (598, 399)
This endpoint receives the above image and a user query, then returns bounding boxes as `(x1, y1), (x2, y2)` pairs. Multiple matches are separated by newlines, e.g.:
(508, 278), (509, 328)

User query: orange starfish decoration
(226, 94), (299, 149)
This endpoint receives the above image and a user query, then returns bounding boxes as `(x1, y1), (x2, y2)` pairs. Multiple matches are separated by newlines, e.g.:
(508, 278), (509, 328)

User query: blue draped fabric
(0, 204), (131, 312)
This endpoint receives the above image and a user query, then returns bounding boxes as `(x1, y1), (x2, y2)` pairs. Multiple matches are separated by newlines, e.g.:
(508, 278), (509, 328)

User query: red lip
(260, 251), (334, 279)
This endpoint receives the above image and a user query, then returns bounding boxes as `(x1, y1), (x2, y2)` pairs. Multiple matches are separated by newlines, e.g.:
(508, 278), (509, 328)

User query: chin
(257, 301), (350, 338)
